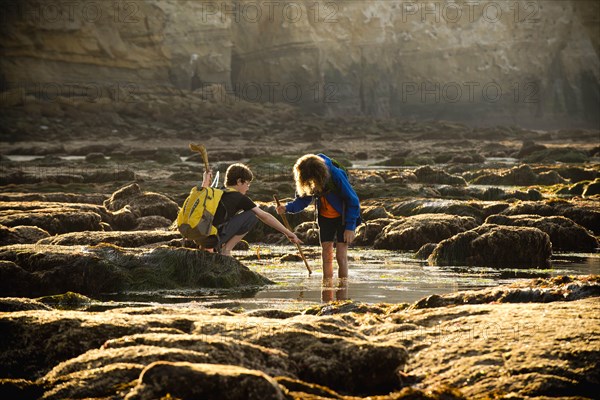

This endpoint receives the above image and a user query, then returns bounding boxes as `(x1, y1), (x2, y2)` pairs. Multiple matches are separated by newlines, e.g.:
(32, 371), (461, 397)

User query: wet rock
(386, 199), (484, 221)
(449, 153), (485, 164)
(0, 244), (272, 297)
(0, 193), (107, 204)
(583, 178), (600, 197)
(85, 153), (107, 163)
(0, 297), (52, 312)
(0, 260), (41, 297)
(0, 379), (44, 400)
(109, 205), (139, 230)
(361, 205), (393, 221)
(428, 224), (551, 268)
(412, 276), (600, 309)
(415, 243), (437, 260)
(516, 141), (546, 158)
(523, 148), (590, 163)
(37, 292), (95, 309)
(501, 200), (600, 234)
(125, 362), (285, 400)
(104, 183), (179, 220)
(374, 214), (479, 251)
(0, 210), (103, 235)
(551, 166), (599, 183)
(413, 166), (467, 185)
(354, 218), (395, 246)
(486, 214), (599, 251)
(471, 165), (567, 186)
(294, 222), (320, 246)
(0, 224), (49, 245)
(135, 215), (173, 230)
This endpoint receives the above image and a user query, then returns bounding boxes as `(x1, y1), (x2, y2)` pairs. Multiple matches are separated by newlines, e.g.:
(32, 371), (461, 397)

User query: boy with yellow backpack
(178, 163), (302, 255)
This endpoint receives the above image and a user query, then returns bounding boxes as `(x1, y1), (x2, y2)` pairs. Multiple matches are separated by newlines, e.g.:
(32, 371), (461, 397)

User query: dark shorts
(218, 210), (258, 245)
(200, 210), (257, 250)
(318, 215), (345, 243)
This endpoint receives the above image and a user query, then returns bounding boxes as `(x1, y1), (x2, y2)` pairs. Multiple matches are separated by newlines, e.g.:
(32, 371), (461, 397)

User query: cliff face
(1, 0), (598, 128)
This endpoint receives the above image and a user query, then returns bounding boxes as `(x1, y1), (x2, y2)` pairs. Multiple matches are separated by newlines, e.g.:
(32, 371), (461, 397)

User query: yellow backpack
(177, 186), (232, 244)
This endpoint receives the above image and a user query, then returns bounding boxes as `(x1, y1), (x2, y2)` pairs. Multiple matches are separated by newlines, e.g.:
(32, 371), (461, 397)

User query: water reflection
(321, 278), (348, 302)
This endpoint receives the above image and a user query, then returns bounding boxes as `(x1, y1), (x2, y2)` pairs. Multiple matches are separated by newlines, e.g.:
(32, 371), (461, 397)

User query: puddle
(98, 246), (600, 310)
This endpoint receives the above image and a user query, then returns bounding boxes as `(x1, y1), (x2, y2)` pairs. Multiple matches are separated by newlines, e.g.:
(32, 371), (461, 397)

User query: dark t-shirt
(213, 190), (257, 227)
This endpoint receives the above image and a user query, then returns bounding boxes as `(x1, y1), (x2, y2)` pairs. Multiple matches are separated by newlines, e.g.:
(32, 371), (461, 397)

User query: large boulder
(104, 183), (179, 220)
(0, 244), (272, 297)
(428, 224), (552, 268)
(486, 215), (599, 252)
(374, 214), (479, 251)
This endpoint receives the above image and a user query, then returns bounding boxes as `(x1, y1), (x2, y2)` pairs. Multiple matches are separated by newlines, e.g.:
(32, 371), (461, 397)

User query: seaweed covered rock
(415, 243), (437, 260)
(374, 214), (479, 250)
(0, 244), (272, 297)
(471, 165), (566, 186)
(354, 218), (395, 246)
(134, 215), (173, 230)
(386, 199), (484, 221)
(501, 200), (600, 234)
(104, 183), (179, 220)
(361, 205), (393, 221)
(125, 362), (285, 400)
(0, 277), (597, 399)
(0, 224), (49, 245)
(0, 210), (103, 235)
(37, 231), (180, 247)
(413, 166), (467, 186)
(428, 224), (551, 268)
(486, 215), (599, 251)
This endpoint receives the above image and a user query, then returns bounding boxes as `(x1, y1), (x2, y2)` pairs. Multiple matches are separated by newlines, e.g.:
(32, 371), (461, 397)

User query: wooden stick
(274, 195), (312, 275)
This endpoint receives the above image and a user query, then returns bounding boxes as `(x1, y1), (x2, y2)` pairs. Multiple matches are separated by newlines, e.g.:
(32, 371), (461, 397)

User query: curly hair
(293, 154), (330, 196)
(225, 163), (253, 186)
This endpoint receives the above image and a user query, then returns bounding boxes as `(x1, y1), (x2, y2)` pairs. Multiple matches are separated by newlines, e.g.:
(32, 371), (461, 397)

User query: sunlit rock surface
(0, 276), (597, 399)
(428, 224), (552, 268)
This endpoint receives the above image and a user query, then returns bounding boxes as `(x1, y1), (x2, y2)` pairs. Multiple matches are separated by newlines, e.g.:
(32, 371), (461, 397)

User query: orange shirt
(319, 196), (341, 218)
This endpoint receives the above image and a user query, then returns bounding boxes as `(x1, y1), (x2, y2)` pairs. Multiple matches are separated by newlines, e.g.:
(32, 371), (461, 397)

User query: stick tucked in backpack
(189, 143), (209, 172)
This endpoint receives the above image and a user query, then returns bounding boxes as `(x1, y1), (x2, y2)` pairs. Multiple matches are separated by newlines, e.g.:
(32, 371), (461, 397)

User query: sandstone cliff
(0, 0), (598, 128)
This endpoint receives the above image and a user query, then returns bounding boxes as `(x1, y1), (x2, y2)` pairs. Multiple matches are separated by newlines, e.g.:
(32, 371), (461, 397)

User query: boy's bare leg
(221, 234), (247, 256)
(335, 242), (349, 278)
(322, 242), (335, 280)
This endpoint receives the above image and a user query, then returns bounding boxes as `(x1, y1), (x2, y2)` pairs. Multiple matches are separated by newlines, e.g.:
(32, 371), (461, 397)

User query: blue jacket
(285, 154), (361, 231)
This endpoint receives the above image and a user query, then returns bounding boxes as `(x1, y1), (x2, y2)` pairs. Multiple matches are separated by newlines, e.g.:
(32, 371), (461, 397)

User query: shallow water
(98, 246), (600, 311)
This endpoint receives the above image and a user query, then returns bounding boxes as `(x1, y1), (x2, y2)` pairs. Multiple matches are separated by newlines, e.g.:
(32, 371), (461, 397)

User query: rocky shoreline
(1, 97), (599, 399)
(0, 276), (598, 399)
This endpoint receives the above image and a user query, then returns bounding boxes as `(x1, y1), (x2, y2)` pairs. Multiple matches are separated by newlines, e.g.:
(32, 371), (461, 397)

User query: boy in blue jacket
(276, 154), (361, 280)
